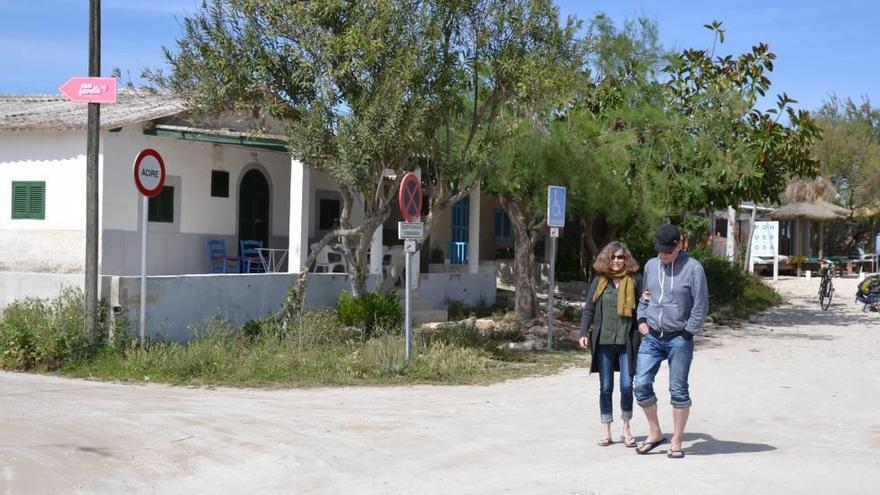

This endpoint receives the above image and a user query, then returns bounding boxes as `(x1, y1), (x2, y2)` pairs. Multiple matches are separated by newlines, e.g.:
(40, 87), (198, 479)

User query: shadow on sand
(681, 432), (776, 456)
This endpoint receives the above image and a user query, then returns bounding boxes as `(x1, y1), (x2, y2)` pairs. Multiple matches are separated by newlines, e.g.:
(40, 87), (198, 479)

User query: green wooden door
(238, 170), (270, 250)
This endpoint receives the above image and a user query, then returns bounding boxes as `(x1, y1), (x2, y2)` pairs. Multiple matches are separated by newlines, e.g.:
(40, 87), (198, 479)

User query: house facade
(0, 91), (503, 337)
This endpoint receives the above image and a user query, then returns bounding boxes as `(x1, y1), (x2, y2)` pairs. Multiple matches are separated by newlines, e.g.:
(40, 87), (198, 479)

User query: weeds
(0, 288), (97, 370)
(4, 289), (581, 386)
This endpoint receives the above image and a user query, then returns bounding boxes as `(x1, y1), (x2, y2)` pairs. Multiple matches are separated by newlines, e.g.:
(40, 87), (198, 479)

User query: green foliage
(60, 313), (575, 386)
(816, 97), (880, 210)
(690, 246), (748, 306)
(658, 24), (821, 211)
(681, 216), (710, 243)
(335, 291), (404, 338)
(689, 246), (783, 318)
(0, 288), (95, 370)
(162, 0), (587, 298)
(4, 289), (577, 386)
(357, 335), (409, 376)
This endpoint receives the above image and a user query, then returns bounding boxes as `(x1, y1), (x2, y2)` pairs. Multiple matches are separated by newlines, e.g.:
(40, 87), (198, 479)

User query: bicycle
(818, 258), (835, 311)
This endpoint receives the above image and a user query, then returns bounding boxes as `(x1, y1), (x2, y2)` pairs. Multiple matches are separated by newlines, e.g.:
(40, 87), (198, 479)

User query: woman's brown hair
(592, 241), (639, 276)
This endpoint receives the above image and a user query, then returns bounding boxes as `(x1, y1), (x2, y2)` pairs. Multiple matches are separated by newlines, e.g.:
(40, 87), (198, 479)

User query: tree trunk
(579, 213), (600, 283)
(500, 195), (538, 320)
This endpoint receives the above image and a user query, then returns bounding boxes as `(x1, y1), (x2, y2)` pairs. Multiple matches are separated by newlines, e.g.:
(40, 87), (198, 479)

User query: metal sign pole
(139, 196), (148, 348)
(404, 249), (412, 360)
(546, 235), (557, 349)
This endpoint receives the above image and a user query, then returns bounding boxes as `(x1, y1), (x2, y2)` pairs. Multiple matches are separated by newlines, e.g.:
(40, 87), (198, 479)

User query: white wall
(103, 273), (380, 342)
(418, 269), (497, 310)
(0, 272), (84, 311)
(0, 130), (89, 272)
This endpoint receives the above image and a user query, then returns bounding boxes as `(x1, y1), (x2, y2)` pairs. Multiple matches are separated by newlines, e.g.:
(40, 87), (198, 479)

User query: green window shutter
(148, 186), (174, 223)
(11, 181), (45, 220)
(12, 183), (28, 219)
(28, 183), (45, 219)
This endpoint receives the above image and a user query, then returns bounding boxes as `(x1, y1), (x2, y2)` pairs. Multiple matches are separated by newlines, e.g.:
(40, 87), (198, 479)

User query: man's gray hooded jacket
(637, 251), (709, 335)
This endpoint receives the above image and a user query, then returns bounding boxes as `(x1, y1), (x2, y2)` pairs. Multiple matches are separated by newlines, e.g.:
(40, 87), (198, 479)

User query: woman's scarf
(591, 270), (636, 317)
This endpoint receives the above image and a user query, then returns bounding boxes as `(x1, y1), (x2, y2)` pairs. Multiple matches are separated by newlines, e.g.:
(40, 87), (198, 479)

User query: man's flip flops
(635, 437), (667, 455)
(667, 449), (686, 459)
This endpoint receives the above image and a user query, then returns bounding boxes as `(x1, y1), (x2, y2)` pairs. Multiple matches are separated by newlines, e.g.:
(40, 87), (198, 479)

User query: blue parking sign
(547, 186), (566, 227)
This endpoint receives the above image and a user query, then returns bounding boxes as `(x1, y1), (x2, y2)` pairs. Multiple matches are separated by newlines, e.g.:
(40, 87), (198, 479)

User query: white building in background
(0, 91), (502, 339)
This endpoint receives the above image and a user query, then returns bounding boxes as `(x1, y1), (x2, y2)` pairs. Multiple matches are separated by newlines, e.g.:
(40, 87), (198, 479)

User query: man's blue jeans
(597, 344), (633, 424)
(634, 331), (694, 409)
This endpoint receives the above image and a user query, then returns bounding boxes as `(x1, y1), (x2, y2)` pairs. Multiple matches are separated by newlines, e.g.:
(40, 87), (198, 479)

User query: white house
(0, 91), (506, 339)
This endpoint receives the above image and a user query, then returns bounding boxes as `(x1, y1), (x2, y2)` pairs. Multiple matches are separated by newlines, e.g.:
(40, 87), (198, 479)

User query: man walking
(634, 224), (708, 459)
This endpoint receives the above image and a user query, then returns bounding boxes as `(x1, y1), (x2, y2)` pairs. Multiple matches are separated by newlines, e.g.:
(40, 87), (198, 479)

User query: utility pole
(85, 0), (101, 340)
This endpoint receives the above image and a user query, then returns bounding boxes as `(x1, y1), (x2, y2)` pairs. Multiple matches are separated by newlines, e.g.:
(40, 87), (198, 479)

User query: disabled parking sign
(547, 186), (566, 227)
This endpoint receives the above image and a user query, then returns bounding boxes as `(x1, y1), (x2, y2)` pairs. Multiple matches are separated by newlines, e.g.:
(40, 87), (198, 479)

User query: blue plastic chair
(207, 240), (240, 273)
(240, 239), (265, 273)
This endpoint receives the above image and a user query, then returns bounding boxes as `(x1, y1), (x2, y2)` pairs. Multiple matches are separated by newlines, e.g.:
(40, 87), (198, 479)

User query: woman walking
(578, 241), (643, 447)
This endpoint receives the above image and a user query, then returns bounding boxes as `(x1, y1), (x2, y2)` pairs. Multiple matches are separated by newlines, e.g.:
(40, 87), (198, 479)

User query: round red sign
(133, 149), (166, 198)
(399, 173), (422, 222)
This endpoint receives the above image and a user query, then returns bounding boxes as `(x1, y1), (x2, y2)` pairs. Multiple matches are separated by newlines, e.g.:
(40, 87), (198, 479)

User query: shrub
(335, 291), (403, 339)
(0, 288), (94, 370)
(690, 245), (748, 307)
(421, 322), (484, 348)
(414, 341), (487, 381)
(357, 334), (409, 375)
(689, 246), (783, 318)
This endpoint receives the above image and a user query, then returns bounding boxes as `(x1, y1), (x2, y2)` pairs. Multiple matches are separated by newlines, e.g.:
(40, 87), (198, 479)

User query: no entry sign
(398, 173), (422, 222)
(133, 149), (166, 198)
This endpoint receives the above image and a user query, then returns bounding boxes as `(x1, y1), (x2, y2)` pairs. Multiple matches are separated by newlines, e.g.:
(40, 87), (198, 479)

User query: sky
(1, 0), (877, 112)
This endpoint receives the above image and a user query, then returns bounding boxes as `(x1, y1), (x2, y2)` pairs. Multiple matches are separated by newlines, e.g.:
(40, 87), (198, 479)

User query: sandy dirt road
(2, 277), (879, 494)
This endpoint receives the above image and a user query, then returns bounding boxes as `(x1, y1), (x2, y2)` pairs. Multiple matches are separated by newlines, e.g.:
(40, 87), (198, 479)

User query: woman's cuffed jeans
(634, 331), (694, 409)
(597, 344), (634, 423)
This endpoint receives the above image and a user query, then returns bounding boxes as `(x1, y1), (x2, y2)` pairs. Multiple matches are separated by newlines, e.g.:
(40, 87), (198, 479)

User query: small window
(148, 186), (174, 223)
(211, 170), (229, 197)
(494, 209), (511, 240)
(11, 181), (45, 220)
(319, 198), (341, 230)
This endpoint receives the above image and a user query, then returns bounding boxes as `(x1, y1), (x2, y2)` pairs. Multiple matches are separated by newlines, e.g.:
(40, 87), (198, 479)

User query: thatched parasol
(769, 200), (850, 222)
(770, 178), (851, 258)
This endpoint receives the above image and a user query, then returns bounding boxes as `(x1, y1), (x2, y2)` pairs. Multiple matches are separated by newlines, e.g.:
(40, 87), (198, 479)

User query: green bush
(690, 246), (783, 318)
(0, 288), (95, 370)
(690, 245), (748, 306)
(357, 334), (409, 376)
(335, 291), (403, 338)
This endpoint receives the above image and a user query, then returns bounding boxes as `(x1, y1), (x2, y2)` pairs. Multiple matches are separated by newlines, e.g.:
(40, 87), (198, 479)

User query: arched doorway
(238, 169), (270, 251)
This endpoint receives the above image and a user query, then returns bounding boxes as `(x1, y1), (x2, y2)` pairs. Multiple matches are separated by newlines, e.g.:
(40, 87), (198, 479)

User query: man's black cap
(654, 224), (681, 253)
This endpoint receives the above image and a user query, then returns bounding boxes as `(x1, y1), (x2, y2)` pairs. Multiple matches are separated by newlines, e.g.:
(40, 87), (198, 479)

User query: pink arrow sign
(59, 77), (117, 103)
